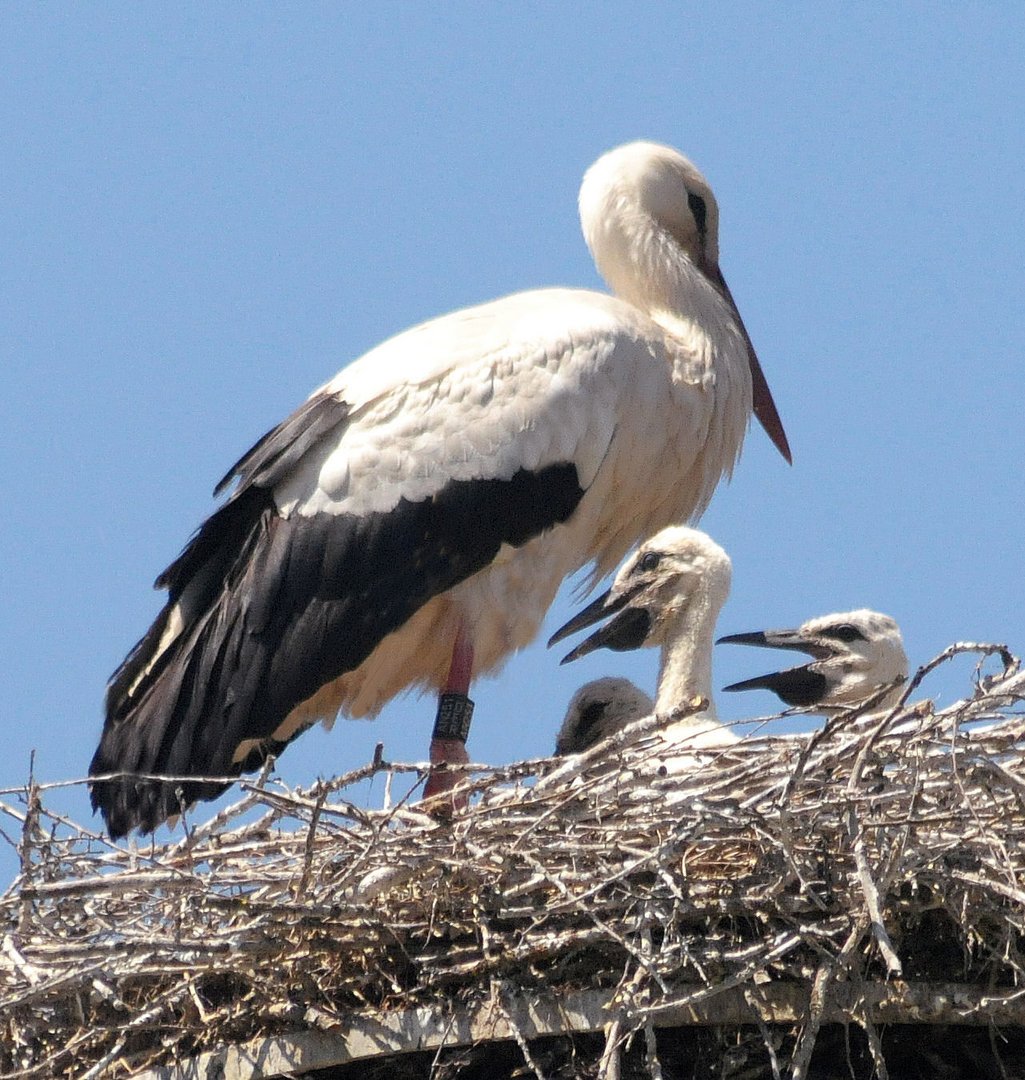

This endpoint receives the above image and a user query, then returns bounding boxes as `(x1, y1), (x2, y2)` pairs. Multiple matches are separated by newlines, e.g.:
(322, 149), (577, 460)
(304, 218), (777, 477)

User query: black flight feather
(92, 447), (584, 837)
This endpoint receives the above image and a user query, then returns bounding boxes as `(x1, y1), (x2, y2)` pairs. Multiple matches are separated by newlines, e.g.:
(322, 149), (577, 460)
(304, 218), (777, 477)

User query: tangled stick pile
(2, 643), (1024, 1079)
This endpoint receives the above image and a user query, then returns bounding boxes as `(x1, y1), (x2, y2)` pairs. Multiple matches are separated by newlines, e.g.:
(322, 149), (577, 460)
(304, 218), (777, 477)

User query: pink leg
(423, 622), (474, 806)
(443, 621), (474, 697)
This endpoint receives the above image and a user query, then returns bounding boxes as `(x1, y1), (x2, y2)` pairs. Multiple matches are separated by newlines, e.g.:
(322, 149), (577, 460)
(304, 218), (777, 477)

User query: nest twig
(2, 645), (1024, 1078)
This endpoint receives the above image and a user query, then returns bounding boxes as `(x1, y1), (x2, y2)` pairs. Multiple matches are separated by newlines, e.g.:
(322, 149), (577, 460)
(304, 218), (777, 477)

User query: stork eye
(822, 623), (866, 643)
(639, 551), (661, 572)
(687, 191), (708, 237)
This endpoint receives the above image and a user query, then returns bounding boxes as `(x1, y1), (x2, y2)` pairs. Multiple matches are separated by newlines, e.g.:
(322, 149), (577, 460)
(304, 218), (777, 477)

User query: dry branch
(1, 645), (1024, 1078)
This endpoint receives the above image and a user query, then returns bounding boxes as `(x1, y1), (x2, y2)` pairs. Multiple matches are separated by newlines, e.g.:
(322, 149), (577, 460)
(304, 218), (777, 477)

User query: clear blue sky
(3, 7), (1024, 884)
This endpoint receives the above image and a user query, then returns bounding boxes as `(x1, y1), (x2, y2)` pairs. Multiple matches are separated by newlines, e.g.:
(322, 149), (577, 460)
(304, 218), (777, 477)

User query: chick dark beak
(548, 582), (650, 664)
(721, 668), (828, 708)
(717, 628), (828, 656)
(717, 627), (832, 707)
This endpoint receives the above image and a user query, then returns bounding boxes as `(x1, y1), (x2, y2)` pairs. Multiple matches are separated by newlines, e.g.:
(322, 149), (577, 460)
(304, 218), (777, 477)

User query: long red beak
(714, 268), (792, 465)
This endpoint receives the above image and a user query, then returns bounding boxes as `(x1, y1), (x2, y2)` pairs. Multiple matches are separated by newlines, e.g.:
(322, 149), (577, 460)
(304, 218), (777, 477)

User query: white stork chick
(550, 526), (740, 753)
(555, 677), (654, 756)
(719, 609), (908, 712)
(90, 142), (789, 838)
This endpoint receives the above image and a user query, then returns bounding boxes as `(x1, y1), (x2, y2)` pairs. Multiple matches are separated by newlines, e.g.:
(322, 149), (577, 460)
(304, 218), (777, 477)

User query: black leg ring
(432, 692), (475, 742)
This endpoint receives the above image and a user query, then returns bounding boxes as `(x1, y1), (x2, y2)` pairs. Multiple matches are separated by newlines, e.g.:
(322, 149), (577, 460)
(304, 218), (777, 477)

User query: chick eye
(823, 623), (865, 643)
(639, 551), (661, 572)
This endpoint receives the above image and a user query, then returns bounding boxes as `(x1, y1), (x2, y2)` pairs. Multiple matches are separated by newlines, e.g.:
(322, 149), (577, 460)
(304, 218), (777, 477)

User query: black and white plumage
(719, 609), (908, 711)
(551, 526), (740, 754)
(90, 141), (788, 837)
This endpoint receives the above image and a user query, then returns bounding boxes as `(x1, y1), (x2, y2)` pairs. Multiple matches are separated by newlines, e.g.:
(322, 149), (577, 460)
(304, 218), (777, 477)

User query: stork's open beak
(713, 269), (792, 465)
(719, 667), (828, 706)
(548, 583), (650, 665)
(717, 626), (828, 706)
(717, 628), (831, 658)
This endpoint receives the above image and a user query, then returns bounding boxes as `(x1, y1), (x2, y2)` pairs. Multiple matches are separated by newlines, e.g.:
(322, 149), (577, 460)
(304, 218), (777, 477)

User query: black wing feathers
(158, 393), (350, 595)
(106, 394), (348, 722)
(91, 425), (584, 837)
(213, 391), (350, 496)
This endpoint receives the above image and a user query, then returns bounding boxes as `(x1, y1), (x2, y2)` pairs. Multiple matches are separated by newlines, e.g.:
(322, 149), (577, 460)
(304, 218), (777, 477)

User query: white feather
(275, 143), (778, 722)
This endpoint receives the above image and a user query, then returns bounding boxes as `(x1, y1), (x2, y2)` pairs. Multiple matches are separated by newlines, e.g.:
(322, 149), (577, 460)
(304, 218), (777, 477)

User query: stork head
(718, 609), (908, 710)
(555, 677), (654, 756)
(580, 141), (719, 280)
(579, 141), (791, 464)
(548, 526), (732, 663)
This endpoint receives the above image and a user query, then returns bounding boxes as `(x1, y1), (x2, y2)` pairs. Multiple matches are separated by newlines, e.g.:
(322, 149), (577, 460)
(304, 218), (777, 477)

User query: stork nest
(3, 642), (1025, 1080)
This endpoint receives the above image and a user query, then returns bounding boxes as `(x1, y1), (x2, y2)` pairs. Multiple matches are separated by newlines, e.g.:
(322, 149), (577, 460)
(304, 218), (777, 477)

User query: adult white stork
(550, 526), (740, 753)
(719, 610), (908, 711)
(90, 141), (789, 838)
